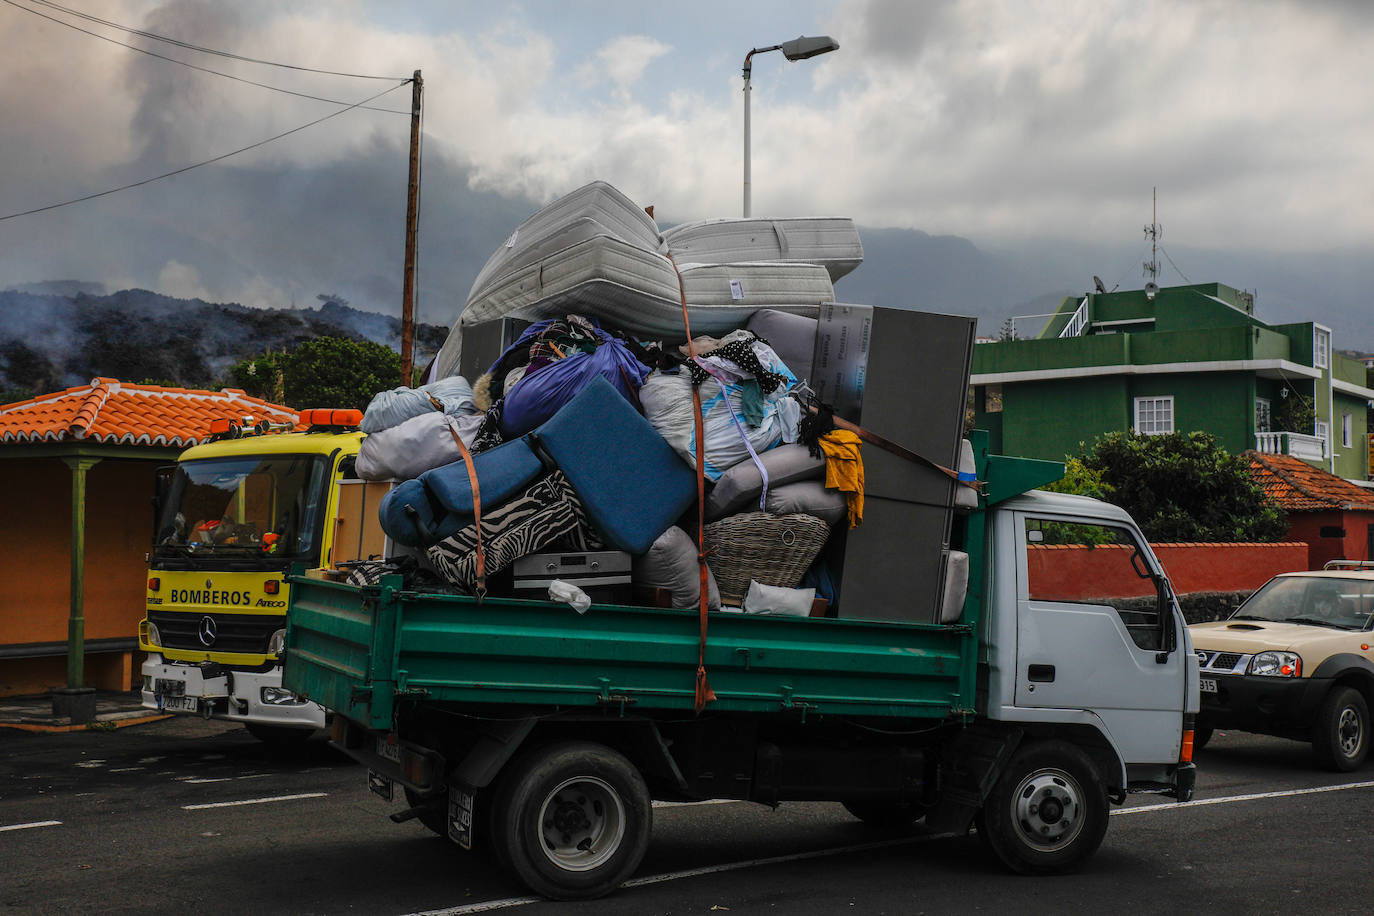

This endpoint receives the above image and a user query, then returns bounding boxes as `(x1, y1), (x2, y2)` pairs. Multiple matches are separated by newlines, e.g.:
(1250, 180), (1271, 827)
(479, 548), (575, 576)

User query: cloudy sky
(1, 0), (1371, 334)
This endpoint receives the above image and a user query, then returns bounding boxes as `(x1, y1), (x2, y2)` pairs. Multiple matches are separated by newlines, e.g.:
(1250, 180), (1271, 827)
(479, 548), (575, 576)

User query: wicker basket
(704, 512), (831, 605)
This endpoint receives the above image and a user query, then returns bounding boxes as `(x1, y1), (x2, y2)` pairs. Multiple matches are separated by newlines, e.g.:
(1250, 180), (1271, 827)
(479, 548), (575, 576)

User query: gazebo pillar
(53, 455), (101, 722)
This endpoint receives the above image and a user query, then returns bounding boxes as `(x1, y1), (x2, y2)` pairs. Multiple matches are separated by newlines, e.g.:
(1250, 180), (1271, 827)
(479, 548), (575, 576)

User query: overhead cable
(0, 80), (410, 222)
(22, 0), (409, 80)
(1, 0), (409, 113)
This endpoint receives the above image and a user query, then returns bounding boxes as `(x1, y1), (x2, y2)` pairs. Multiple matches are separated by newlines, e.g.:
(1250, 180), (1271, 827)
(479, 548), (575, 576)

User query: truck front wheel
(491, 741), (651, 900)
(1312, 686), (1369, 772)
(980, 741), (1108, 875)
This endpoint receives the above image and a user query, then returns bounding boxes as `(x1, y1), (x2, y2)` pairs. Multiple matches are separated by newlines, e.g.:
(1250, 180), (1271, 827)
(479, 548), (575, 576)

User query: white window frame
(1314, 327), (1330, 369)
(1342, 413), (1352, 448)
(1134, 396), (1175, 435)
(1255, 398), (1272, 433)
(1316, 419), (1331, 453)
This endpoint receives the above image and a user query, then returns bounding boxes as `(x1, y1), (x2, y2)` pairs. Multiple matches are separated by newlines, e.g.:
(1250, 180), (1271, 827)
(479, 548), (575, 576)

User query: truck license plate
(160, 694), (198, 712)
(448, 789), (474, 850)
(376, 736), (401, 763)
(1200, 677), (1217, 694)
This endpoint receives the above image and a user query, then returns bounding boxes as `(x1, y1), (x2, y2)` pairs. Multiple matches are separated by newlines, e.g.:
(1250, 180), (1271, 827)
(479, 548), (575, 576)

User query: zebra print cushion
(426, 470), (599, 594)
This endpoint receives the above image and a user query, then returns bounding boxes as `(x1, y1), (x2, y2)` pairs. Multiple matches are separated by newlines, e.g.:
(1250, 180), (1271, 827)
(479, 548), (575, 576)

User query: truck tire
(980, 740), (1109, 875)
(490, 741), (651, 900)
(1312, 686), (1369, 772)
(842, 800), (926, 829)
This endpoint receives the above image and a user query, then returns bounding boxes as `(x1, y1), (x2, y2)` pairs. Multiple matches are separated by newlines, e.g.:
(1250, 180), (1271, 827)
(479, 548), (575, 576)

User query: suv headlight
(1249, 651), (1301, 677)
(267, 628), (287, 656)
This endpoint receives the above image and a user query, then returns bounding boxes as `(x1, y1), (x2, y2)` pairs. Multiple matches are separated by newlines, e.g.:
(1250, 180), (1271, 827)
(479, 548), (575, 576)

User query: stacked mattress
(431, 181), (863, 379)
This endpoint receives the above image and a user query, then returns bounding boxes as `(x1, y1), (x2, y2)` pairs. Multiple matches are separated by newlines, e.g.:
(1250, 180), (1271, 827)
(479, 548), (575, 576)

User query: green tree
(281, 336), (400, 410)
(227, 350), (289, 402)
(1079, 430), (1286, 543)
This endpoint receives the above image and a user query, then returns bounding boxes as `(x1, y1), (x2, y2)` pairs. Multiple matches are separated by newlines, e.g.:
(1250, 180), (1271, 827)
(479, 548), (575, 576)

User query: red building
(1245, 450), (1374, 569)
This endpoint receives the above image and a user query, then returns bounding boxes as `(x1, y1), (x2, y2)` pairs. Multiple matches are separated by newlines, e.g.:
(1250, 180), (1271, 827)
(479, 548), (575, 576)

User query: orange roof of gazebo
(0, 378), (299, 448)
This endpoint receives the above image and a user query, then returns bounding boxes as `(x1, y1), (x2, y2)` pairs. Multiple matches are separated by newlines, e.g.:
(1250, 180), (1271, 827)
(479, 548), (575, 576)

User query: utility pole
(400, 69), (423, 385)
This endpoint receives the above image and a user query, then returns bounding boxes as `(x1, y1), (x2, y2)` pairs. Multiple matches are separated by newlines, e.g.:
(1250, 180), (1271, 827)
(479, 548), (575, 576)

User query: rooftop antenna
(1143, 187), (1160, 300)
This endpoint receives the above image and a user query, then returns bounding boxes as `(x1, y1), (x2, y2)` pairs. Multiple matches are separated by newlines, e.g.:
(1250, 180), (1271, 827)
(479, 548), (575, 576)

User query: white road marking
(110, 767), (145, 773)
(652, 798), (738, 809)
(0, 821), (62, 833)
(184, 777), (233, 784)
(398, 779), (1374, 916)
(183, 792), (327, 810)
(1111, 779), (1374, 816)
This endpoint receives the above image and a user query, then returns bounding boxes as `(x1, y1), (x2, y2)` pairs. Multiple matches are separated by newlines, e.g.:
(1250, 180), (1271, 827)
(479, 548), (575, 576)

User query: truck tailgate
(284, 575), (970, 731)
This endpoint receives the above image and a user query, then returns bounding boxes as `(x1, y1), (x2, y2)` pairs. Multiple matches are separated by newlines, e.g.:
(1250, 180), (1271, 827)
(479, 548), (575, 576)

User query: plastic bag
(498, 333), (649, 438)
(548, 580), (592, 614)
(361, 376), (477, 433)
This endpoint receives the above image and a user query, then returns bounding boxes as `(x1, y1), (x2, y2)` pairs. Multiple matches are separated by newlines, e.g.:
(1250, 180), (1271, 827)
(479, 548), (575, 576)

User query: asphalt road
(1, 719), (1371, 915)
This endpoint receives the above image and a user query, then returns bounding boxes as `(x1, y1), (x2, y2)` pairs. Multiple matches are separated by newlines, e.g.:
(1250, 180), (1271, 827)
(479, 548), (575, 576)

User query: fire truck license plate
(161, 695), (198, 712)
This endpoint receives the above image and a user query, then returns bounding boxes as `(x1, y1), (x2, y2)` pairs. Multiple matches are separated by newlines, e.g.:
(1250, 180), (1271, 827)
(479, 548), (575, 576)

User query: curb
(0, 712), (172, 734)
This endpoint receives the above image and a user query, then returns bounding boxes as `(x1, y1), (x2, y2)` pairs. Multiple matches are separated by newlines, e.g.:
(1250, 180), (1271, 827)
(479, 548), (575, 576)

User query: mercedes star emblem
(198, 616), (218, 647)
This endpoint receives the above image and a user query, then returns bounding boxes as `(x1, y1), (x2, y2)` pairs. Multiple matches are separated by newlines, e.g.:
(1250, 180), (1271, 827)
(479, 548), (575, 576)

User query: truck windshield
(154, 454), (329, 562)
(1232, 576), (1374, 631)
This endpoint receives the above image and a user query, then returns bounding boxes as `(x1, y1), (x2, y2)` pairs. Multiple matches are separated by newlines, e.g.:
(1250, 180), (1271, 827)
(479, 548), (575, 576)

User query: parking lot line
(1112, 779), (1374, 817)
(182, 793), (328, 810)
(0, 821), (62, 832)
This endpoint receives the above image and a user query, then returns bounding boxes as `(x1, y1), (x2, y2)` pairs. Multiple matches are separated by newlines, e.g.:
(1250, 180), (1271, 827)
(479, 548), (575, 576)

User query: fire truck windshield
(154, 454), (329, 562)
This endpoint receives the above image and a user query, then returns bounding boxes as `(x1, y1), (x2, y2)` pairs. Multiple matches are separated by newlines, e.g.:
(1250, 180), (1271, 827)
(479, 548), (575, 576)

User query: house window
(1314, 328), (1330, 369)
(984, 384), (1003, 413)
(1255, 398), (1272, 433)
(1316, 419), (1330, 455)
(1134, 396), (1174, 435)
(1342, 413), (1352, 448)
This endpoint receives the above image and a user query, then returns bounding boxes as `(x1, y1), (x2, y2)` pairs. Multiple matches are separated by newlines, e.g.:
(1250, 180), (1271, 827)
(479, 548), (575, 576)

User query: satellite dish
(1144, 282), (1158, 301)
(1093, 275), (1107, 293)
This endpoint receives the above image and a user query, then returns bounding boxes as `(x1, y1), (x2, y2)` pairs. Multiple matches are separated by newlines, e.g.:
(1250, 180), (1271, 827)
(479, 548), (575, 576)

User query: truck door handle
(1028, 664), (1056, 682)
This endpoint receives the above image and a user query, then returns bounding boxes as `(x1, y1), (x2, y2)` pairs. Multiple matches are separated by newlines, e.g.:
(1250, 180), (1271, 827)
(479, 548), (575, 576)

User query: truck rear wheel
(490, 741), (651, 900)
(1312, 686), (1369, 772)
(981, 741), (1108, 875)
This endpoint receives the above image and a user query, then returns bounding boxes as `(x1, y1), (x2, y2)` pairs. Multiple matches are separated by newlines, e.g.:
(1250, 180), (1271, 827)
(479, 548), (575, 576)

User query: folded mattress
(662, 217), (863, 281)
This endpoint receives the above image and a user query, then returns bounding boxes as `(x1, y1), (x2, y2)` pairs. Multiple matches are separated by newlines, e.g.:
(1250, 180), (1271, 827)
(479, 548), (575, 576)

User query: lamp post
(742, 34), (839, 217)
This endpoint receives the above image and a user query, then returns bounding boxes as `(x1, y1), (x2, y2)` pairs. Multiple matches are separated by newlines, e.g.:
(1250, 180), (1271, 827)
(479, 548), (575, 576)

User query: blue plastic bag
(499, 333), (649, 437)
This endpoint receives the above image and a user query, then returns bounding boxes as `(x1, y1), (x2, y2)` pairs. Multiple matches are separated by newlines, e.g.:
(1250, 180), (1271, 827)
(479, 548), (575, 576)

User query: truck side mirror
(152, 465), (176, 544)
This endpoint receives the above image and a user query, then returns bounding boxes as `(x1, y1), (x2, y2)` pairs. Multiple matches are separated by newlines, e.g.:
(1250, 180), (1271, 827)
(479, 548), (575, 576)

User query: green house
(970, 282), (1374, 481)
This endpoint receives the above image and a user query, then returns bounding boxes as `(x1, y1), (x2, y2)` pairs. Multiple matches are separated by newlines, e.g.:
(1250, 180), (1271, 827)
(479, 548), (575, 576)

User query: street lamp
(742, 35), (839, 217)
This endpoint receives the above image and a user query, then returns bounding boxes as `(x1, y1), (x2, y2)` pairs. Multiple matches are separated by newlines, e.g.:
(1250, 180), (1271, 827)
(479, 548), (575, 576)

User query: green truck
(282, 431), (1199, 900)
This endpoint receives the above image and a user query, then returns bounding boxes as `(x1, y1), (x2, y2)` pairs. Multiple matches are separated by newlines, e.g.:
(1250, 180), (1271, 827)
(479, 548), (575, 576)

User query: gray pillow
(704, 444), (826, 521)
(633, 526), (721, 611)
(764, 480), (847, 527)
(746, 309), (817, 383)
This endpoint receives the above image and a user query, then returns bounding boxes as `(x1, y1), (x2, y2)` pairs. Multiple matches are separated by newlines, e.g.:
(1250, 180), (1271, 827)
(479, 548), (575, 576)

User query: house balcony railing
(1255, 431), (1327, 462)
(1058, 297), (1089, 338)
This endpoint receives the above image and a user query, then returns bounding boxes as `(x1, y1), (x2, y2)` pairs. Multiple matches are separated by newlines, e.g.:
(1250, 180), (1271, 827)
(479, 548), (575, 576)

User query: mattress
(433, 181), (854, 378)
(662, 217), (864, 281)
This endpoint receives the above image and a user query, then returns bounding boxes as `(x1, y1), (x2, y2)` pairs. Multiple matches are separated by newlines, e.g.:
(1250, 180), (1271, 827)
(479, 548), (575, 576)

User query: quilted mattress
(661, 217), (863, 281)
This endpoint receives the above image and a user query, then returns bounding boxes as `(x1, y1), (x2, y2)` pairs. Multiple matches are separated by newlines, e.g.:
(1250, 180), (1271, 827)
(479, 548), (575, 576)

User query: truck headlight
(1249, 651), (1301, 677)
(267, 628), (286, 655)
(261, 686), (304, 705)
(141, 619), (162, 650)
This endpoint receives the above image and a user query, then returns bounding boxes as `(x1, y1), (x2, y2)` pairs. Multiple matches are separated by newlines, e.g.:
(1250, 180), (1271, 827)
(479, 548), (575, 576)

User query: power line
(2, 0), (410, 114)
(22, 0), (408, 80)
(0, 80), (410, 223)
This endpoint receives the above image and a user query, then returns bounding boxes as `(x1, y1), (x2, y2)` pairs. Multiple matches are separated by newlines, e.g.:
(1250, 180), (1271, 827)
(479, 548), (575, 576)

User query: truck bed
(283, 574), (976, 732)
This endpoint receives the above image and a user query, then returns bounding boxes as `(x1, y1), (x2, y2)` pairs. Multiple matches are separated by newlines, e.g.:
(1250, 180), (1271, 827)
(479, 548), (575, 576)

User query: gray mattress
(662, 217), (863, 281)
(433, 182), (851, 378)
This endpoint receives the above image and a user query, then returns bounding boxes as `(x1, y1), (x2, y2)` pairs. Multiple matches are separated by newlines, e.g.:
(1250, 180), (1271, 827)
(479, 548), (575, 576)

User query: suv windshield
(154, 454), (329, 563)
(1232, 575), (1374, 631)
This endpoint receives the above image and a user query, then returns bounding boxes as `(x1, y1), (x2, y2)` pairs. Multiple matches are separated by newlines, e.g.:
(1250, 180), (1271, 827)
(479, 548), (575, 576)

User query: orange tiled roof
(1244, 450), (1374, 513)
(0, 378), (300, 448)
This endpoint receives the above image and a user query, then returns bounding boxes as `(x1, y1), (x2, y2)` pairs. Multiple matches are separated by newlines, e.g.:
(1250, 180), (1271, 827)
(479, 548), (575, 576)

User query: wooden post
(61, 456), (101, 688)
(400, 69), (423, 386)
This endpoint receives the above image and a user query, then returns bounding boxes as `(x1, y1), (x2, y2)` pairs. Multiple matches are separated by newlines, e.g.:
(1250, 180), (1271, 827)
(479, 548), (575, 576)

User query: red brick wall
(1027, 541), (1310, 600)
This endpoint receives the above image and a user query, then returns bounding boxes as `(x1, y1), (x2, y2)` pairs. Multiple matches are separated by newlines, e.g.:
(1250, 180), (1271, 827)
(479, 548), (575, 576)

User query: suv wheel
(1312, 686), (1369, 772)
